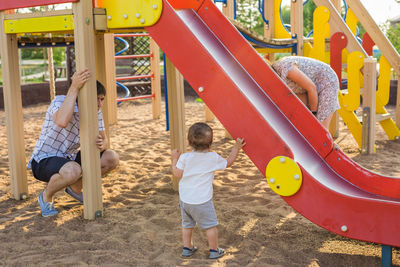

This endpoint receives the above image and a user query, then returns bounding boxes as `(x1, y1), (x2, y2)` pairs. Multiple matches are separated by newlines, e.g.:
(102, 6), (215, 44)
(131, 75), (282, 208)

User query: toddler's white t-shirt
(177, 151), (227, 204)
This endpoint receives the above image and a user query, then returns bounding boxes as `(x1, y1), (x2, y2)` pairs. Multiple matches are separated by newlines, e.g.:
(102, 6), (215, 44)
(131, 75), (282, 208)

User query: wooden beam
(346, 0), (400, 74)
(290, 0), (303, 55)
(73, 0), (103, 220)
(329, 112), (339, 138)
(150, 38), (161, 119)
(0, 12), (28, 200)
(47, 46), (56, 100)
(95, 33), (112, 148)
(5, 9), (73, 19)
(396, 77), (400, 129)
(103, 33), (118, 125)
(165, 56), (186, 191)
(222, 0), (234, 20)
(205, 105), (215, 122)
(264, 0), (275, 39)
(331, 0), (341, 11)
(361, 57), (377, 154)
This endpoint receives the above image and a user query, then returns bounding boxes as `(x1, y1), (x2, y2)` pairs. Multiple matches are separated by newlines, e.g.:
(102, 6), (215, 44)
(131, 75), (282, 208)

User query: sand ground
(0, 98), (399, 266)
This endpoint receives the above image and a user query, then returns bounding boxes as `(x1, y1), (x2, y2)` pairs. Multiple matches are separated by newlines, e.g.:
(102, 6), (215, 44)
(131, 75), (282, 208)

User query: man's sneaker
(209, 248), (225, 259)
(38, 191), (58, 217)
(65, 186), (83, 204)
(181, 246), (198, 257)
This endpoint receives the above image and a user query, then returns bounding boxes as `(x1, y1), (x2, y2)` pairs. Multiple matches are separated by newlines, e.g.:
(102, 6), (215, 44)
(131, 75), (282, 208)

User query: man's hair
(97, 81), (106, 96)
(188, 122), (213, 150)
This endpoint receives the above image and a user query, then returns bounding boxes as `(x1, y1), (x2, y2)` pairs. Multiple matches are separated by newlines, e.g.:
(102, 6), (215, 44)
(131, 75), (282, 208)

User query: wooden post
(104, 33), (118, 125)
(205, 105), (215, 122)
(0, 12), (28, 200)
(47, 46), (56, 100)
(73, 0), (103, 219)
(331, 0), (341, 11)
(150, 38), (161, 119)
(328, 0), (341, 138)
(396, 77), (400, 129)
(222, 0), (234, 19)
(329, 112), (339, 138)
(165, 56), (186, 191)
(95, 33), (111, 148)
(361, 57), (377, 154)
(290, 0), (303, 55)
(264, 0), (275, 39)
(45, 6), (56, 99)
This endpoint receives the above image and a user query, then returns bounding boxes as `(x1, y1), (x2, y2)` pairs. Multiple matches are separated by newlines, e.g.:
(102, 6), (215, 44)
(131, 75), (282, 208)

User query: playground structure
(0, 0), (399, 264)
(221, 0), (400, 153)
(112, 33), (161, 112)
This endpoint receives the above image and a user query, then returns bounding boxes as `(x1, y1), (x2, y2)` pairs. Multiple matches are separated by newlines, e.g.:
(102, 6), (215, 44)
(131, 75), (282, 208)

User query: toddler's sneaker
(209, 248), (225, 259)
(38, 191), (58, 217)
(181, 246), (198, 257)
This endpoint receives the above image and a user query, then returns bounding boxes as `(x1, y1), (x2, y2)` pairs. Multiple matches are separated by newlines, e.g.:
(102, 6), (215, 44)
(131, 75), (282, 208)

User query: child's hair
(188, 122), (213, 150)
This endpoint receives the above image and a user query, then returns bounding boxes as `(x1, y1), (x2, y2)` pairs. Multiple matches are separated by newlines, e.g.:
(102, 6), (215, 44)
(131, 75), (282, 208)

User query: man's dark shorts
(31, 151), (105, 183)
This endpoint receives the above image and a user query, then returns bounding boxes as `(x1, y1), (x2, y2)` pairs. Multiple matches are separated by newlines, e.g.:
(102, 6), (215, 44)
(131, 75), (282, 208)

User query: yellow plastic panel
(308, 6), (330, 61)
(103, 0), (162, 29)
(337, 91), (364, 148)
(375, 57), (400, 140)
(4, 15), (74, 34)
(265, 156), (302, 197)
(343, 51), (364, 111)
(377, 56), (391, 106)
(346, 9), (358, 35)
(274, 0), (291, 39)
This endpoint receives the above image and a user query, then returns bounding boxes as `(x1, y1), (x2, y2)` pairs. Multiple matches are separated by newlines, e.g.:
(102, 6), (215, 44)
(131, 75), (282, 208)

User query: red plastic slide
(146, 0), (400, 247)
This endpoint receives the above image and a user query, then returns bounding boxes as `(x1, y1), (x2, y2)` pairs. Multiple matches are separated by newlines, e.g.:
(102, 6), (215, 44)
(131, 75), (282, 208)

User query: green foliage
(21, 47), (45, 60)
(383, 22), (400, 53)
(21, 47), (65, 66)
(303, 1), (316, 36)
(235, 0), (316, 37)
(236, 0), (264, 35)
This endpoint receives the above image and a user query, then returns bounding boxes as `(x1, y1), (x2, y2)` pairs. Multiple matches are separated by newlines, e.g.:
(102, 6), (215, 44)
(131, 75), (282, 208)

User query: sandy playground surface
(0, 98), (399, 266)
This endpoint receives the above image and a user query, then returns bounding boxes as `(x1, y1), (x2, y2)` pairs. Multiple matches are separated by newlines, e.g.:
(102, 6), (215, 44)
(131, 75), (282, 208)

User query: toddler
(171, 122), (245, 259)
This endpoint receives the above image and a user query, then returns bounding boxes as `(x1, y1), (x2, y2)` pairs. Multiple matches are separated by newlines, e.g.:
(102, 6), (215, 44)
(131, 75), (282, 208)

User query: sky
(360, 0), (400, 24)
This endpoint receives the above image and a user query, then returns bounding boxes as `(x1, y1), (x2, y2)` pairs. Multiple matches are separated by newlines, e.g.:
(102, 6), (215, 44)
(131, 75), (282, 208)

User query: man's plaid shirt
(28, 95), (105, 169)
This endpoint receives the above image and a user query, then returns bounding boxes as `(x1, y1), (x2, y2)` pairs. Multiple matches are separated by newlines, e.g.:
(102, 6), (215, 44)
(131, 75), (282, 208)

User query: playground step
(356, 113), (392, 122)
(375, 113), (392, 122)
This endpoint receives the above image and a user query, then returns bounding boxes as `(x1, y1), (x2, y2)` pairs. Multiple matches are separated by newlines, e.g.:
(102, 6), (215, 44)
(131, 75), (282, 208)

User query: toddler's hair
(188, 122), (213, 150)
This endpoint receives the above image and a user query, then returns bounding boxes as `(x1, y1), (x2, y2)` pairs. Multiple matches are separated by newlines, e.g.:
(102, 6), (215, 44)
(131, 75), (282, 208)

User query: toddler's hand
(235, 138), (246, 149)
(171, 149), (181, 161)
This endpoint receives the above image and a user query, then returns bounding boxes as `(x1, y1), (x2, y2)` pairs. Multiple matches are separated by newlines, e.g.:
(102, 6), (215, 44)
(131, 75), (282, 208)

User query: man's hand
(96, 133), (106, 151)
(70, 68), (91, 92)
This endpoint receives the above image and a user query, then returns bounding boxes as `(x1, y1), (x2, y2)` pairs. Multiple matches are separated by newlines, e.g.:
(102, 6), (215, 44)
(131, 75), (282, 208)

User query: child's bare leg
(206, 226), (218, 250)
(182, 227), (194, 248)
(321, 113), (334, 129)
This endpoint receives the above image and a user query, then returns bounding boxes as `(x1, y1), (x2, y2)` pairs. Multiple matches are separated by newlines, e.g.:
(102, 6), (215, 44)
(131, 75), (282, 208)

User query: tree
(236, 0), (264, 35)
(383, 22), (400, 53)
